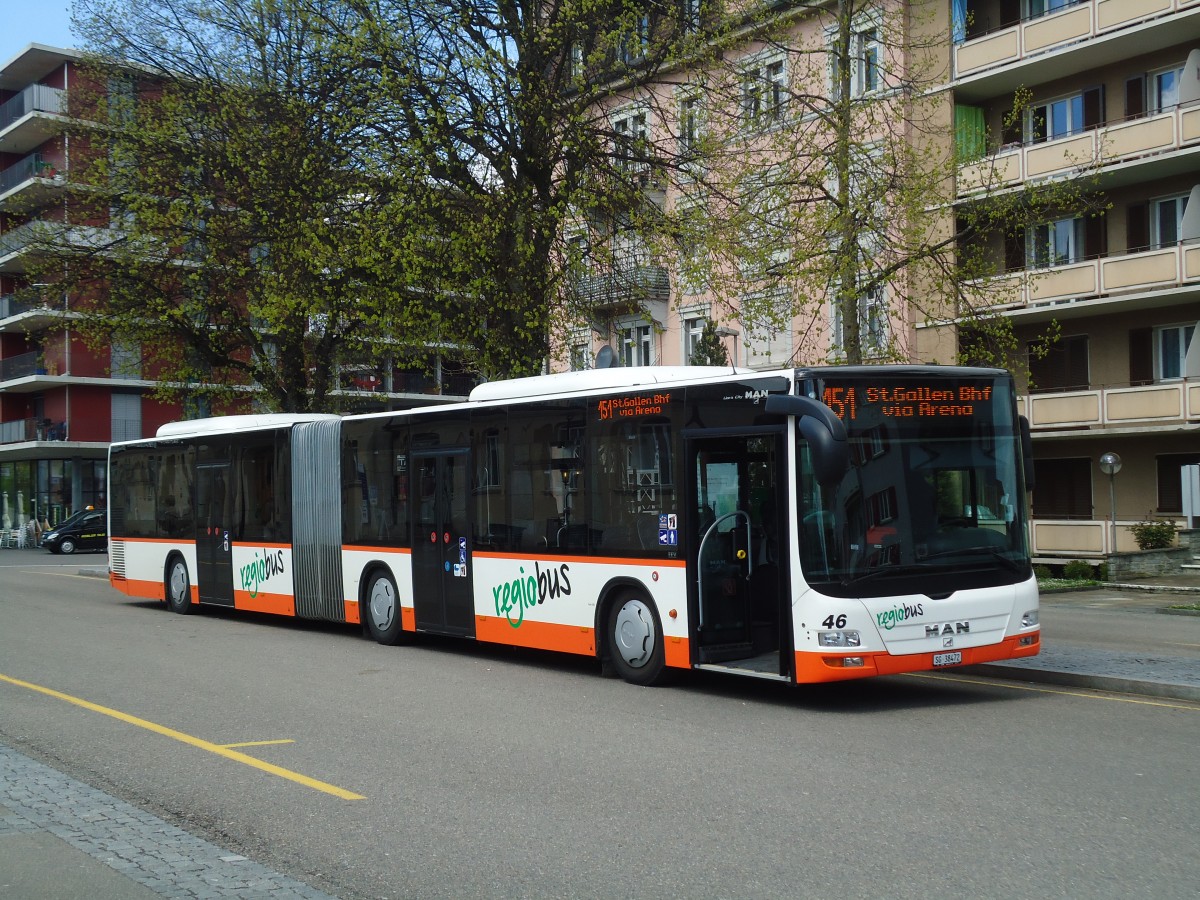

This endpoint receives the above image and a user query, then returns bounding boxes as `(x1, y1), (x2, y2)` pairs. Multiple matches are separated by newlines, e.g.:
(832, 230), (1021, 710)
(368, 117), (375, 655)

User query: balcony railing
(0, 350), (40, 382)
(0, 418), (68, 445)
(959, 103), (1200, 195)
(1030, 517), (1143, 557)
(963, 241), (1200, 312)
(954, 0), (1196, 80)
(0, 292), (54, 320)
(0, 84), (66, 132)
(1018, 380), (1200, 430)
(574, 264), (670, 310)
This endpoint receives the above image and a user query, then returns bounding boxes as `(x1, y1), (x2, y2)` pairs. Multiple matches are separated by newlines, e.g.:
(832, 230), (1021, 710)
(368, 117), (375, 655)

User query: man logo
(926, 621), (970, 638)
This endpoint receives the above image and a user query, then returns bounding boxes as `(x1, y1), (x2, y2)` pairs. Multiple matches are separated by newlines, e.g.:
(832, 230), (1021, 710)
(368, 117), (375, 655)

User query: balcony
(0, 83), (66, 154)
(573, 264), (670, 324)
(958, 103), (1200, 196)
(0, 417), (68, 445)
(954, 0), (1200, 86)
(959, 241), (1200, 315)
(0, 151), (65, 209)
(0, 221), (112, 274)
(1018, 379), (1200, 432)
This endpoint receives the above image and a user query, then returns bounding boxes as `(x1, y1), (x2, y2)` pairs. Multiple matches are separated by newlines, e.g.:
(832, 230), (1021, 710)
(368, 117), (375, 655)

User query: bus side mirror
(764, 394), (848, 485)
(1019, 415), (1035, 492)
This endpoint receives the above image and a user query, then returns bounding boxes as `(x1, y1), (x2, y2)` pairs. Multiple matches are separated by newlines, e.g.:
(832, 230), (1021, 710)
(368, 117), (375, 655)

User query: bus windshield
(799, 373), (1030, 598)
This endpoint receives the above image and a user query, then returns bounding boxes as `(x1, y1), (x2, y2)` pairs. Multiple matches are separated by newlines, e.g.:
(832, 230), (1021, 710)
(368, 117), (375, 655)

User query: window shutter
(1084, 214), (1106, 258)
(1125, 76), (1145, 119)
(1129, 327), (1153, 386)
(1005, 228), (1026, 272)
(1082, 86), (1104, 129)
(1127, 202), (1149, 253)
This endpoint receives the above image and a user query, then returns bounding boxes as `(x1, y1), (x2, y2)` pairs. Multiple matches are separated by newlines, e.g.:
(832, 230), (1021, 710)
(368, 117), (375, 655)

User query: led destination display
(821, 381), (996, 422)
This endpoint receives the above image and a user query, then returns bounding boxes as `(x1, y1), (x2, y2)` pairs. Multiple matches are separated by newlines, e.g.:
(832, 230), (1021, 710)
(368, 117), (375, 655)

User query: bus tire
(165, 556), (193, 615)
(607, 592), (668, 686)
(364, 570), (407, 646)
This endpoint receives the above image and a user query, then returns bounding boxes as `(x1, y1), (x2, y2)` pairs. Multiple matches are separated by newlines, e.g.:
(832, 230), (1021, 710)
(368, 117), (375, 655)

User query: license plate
(933, 651), (962, 667)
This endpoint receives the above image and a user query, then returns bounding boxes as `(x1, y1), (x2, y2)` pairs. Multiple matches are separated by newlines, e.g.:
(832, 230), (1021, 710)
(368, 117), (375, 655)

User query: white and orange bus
(107, 365), (1040, 685)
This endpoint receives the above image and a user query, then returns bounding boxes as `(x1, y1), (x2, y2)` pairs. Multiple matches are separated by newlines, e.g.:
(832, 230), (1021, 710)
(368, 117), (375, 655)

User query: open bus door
(687, 430), (789, 677)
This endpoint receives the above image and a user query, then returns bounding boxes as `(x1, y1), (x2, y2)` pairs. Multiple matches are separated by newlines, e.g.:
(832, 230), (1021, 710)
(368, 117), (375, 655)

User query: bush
(1033, 564), (1053, 580)
(1062, 559), (1096, 580)
(1128, 516), (1179, 550)
(1095, 562), (1108, 581)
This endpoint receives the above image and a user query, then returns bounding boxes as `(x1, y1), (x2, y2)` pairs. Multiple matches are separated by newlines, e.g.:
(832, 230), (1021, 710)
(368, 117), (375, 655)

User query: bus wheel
(365, 571), (407, 645)
(608, 594), (667, 686)
(165, 557), (193, 615)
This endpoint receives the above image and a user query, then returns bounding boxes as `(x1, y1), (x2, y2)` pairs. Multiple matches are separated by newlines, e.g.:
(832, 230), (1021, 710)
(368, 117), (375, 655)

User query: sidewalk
(964, 576), (1200, 702)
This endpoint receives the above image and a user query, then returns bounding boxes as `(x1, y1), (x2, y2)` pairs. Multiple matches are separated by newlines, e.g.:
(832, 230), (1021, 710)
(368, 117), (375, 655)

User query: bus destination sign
(822, 383), (993, 421)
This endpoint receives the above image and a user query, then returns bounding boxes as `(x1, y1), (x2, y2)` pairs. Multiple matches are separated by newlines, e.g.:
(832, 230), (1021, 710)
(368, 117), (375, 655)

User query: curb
(962, 663), (1200, 703)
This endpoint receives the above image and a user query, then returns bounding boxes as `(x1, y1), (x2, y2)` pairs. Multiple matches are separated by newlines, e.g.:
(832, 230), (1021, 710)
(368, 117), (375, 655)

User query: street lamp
(1099, 452), (1122, 554)
(714, 326), (739, 367)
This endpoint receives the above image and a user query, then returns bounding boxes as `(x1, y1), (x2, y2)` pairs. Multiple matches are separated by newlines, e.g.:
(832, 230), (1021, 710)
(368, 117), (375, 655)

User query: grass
(1167, 602), (1200, 611)
(1036, 577), (1102, 593)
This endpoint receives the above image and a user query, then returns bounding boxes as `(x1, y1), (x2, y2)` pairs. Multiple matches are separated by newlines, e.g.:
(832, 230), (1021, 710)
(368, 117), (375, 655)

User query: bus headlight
(1021, 610), (1039, 628)
(818, 630), (861, 648)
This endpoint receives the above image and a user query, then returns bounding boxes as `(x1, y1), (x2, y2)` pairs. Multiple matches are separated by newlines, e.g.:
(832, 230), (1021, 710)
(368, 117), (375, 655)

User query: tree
(19, 0), (443, 412)
(689, 320), (729, 366)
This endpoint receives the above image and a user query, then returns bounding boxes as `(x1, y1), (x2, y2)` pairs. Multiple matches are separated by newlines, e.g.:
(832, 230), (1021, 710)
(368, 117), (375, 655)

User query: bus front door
(688, 433), (787, 672)
(195, 462), (235, 605)
(411, 450), (475, 636)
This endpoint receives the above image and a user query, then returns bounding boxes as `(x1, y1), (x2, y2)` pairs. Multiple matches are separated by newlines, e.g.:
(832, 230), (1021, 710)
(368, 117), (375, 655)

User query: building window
(678, 95), (701, 154)
(1031, 457), (1092, 520)
(613, 107), (649, 173)
(570, 43), (584, 81)
(620, 323), (655, 366)
(1153, 66), (1184, 113)
(831, 284), (888, 358)
(1027, 87), (1103, 144)
(620, 13), (651, 65)
(830, 24), (881, 100)
(684, 315), (707, 361)
(1027, 334), (1089, 392)
(1151, 194), (1188, 249)
(1028, 216), (1086, 267)
(742, 57), (786, 126)
(1156, 323), (1195, 381)
(1027, 0), (1077, 18)
(683, 0), (702, 32)
(570, 340), (592, 372)
(1157, 454), (1200, 513)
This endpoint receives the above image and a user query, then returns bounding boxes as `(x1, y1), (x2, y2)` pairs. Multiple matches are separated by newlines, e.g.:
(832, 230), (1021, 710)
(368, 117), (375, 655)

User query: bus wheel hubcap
(370, 579), (395, 630)
(170, 565), (186, 602)
(614, 600), (654, 668)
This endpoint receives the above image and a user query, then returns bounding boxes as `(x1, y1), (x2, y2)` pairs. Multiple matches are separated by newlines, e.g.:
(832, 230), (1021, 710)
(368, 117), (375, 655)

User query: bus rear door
(411, 449), (475, 636)
(195, 461), (235, 605)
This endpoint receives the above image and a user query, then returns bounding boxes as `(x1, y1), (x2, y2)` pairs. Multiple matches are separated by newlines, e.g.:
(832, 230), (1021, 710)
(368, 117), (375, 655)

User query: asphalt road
(2, 550), (1198, 899)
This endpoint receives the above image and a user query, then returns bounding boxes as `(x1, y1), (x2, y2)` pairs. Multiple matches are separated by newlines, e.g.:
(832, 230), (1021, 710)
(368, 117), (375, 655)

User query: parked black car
(41, 508), (107, 554)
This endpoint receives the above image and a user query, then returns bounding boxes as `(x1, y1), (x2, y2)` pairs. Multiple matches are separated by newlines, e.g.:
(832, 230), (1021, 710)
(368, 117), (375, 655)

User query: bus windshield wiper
(917, 545), (1025, 574)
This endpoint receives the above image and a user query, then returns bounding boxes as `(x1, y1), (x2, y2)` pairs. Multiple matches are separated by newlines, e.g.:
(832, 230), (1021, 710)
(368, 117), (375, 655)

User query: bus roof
(155, 413), (341, 439)
(468, 366), (757, 403)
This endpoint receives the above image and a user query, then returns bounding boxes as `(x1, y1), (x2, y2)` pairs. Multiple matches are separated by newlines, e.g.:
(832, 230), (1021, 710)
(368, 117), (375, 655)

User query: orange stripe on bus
(232, 541), (291, 550)
(111, 576), (162, 600)
(234, 591), (296, 617)
(475, 616), (596, 656)
(344, 600), (360, 624)
(401, 607), (415, 631)
(793, 633), (1041, 684)
(343, 545), (411, 555)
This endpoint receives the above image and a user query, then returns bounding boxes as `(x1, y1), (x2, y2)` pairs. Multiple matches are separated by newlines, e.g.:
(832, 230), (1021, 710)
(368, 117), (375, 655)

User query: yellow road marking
(220, 739), (295, 749)
(0, 673), (364, 800)
(906, 671), (1200, 711)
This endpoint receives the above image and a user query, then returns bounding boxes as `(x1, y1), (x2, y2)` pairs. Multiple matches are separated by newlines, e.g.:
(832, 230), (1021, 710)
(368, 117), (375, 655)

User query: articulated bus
(107, 365), (1040, 685)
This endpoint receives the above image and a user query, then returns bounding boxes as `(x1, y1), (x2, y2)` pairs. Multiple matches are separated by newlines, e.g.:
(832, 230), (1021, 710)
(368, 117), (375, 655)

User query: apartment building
(0, 44), (180, 531)
(567, 1), (1200, 564)
(941, 0), (1200, 561)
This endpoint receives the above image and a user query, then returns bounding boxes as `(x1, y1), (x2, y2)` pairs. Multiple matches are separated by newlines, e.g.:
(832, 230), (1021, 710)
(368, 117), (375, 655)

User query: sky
(1, 3), (78, 67)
